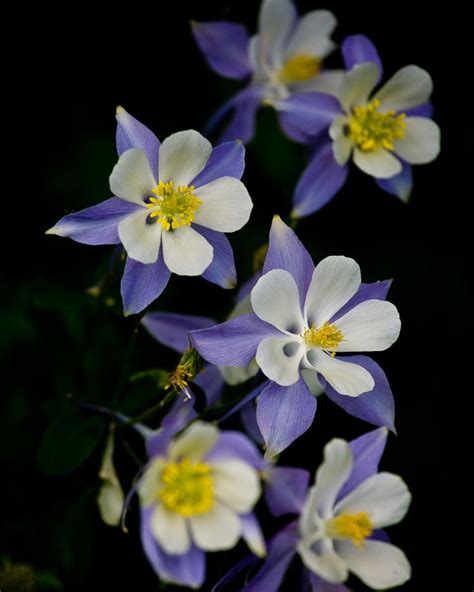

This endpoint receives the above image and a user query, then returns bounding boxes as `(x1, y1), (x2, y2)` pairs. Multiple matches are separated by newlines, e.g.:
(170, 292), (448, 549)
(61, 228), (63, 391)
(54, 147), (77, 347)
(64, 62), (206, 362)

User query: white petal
(258, 0), (297, 68)
(333, 135), (352, 166)
(339, 63), (379, 113)
(110, 148), (156, 205)
(338, 540), (411, 589)
(306, 350), (374, 397)
(118, 210), (162, 264)
(297, 70), (345, 96)
(285, 10), (337, 59)
(374, 65), (433, 112)
(194, 177), (253, 232)
(251, 269), (305, 333)
(298, 539), (348, 584)
(169, 421), (219, 462)
(241, 514), (266, 558)
(353, 147), (402, 179)
(335, 300), (401, 352)
(138, 457), (165, 506)
(97, 482), (124, 527)
(158, 130), (212, 187)
(190, 501), (241, 551)
(219, 360), (259, 386)
(393, 117), (440, 164)
(161, 226), (213, 276)
(150, 504), (191, 554)
(249, 34), (268, 80)
(304, 256), (361, 328)
(213, 460), (261, 513)
(310, 439), (353, 519)
(301, 369), (325, 396)
(256, 336), (304, 386)
(336, 472), (411, 528)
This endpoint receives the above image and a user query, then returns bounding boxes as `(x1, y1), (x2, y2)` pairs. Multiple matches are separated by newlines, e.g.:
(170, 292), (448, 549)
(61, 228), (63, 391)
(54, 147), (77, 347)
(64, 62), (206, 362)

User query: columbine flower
(192, 0), (342, 143)
(219, 428), (411, 591)
(138, 421), (265, 588)
(191, 217), (399, 456)
(276, 35), (440, 217)
(46, 107), (253, 314)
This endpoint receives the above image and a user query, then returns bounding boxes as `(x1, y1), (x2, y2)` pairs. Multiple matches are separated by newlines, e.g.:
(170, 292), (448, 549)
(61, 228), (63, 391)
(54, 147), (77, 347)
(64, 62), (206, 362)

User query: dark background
(2, 1), (468, 591)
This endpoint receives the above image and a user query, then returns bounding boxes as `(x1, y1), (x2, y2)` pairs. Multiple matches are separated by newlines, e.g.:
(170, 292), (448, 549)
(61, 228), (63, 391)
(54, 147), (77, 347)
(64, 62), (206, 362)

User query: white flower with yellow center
(110, 129), (253, 274)
(298, 438), (411, 589)
(138, 422), (262, 555)
(331, 62), (440, 178)
(251, 0), (342, 102)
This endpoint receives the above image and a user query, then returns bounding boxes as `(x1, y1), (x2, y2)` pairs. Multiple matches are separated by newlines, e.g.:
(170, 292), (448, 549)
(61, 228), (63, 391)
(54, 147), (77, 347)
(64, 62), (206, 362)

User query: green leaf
(129, 368), (169, 388)
(37, 410), (105, 475)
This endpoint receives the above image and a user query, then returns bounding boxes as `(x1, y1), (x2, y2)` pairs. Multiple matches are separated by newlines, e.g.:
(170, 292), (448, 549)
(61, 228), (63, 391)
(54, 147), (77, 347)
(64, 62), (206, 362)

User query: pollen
(326, 512), (373, 547)
(302, 322), (344, 351)
(146, 181), (202, 231)
(159, 459), (214, 517)
(165, 364), (192, 393)
(348, 98), (406, 152)
(278, 54), (321, 83)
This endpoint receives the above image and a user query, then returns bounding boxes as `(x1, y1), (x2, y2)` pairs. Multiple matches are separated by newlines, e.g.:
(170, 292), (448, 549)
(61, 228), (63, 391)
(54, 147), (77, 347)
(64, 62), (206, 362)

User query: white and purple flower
(139, 421), (265, 588)
(191, 217), (399, 457)
(192, 0), (342, 143)
(276, 35), (440, 217)
(46, 107), (253, 314)
(219, 428), (411, 591)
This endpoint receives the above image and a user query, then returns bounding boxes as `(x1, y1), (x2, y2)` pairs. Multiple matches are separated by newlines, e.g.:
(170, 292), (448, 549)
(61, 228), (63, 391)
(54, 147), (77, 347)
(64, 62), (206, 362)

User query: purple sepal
(257, 379), (317, 458)
(47, 197), (139, 245)
(324, 356), (396, 432)
(244, 522), (299, 592)
(121, 251), (171, 315)
(191, 140), (245, 187)
(146, 399), (196, 457)
(116, 108), (160, 175)
(206, 430), (264, 470)
(240, 401), (264, 444)
(140, 508), (205, 588)
(195, 225), (237, 289)
(190, 314), (279, 367)
(141, 312), (215, 354)
(237, 272), (262, 302)
(404, 103), (433, 118)
(219, 86), (264, 144)
(192, 21), (252, 80)
(331, 280), (392, 322)
(308, 572), (350, 592)
(194, 365), (225, 406)
(263, 216), (314, 308)
(292, 143), (349, 218)
(337, 427), (389, 501)
(342, 35), (383, 82)
(276, 92), (342, 142)
(375, 161), (413, 203)
(265, 466), (310, 516)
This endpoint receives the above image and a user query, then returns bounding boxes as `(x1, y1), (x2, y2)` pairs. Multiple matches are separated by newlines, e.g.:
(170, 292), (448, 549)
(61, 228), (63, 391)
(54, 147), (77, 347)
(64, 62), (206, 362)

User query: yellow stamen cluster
(303, 322), (344, 352)
(146, 181), (202, 231)
(348, 98), (406, 152)
(159, 459), (214, 517)
(278, 54), (321, 83)
(326, 512), (373, 547)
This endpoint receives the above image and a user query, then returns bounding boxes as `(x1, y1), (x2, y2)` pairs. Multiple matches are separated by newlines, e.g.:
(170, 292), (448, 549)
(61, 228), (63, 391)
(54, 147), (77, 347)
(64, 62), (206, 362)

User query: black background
(2, 1), (468, 591)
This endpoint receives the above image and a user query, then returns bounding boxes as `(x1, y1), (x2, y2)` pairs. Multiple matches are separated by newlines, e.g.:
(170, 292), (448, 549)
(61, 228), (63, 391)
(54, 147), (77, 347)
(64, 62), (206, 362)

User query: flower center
(325, 512), (373, 547)
(159, 458), (214, 517)
(146, 181), (202, 231)
(278, 54), (321, 83)
(347, 98), (406, 152)
(302, 322), (344, 351)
